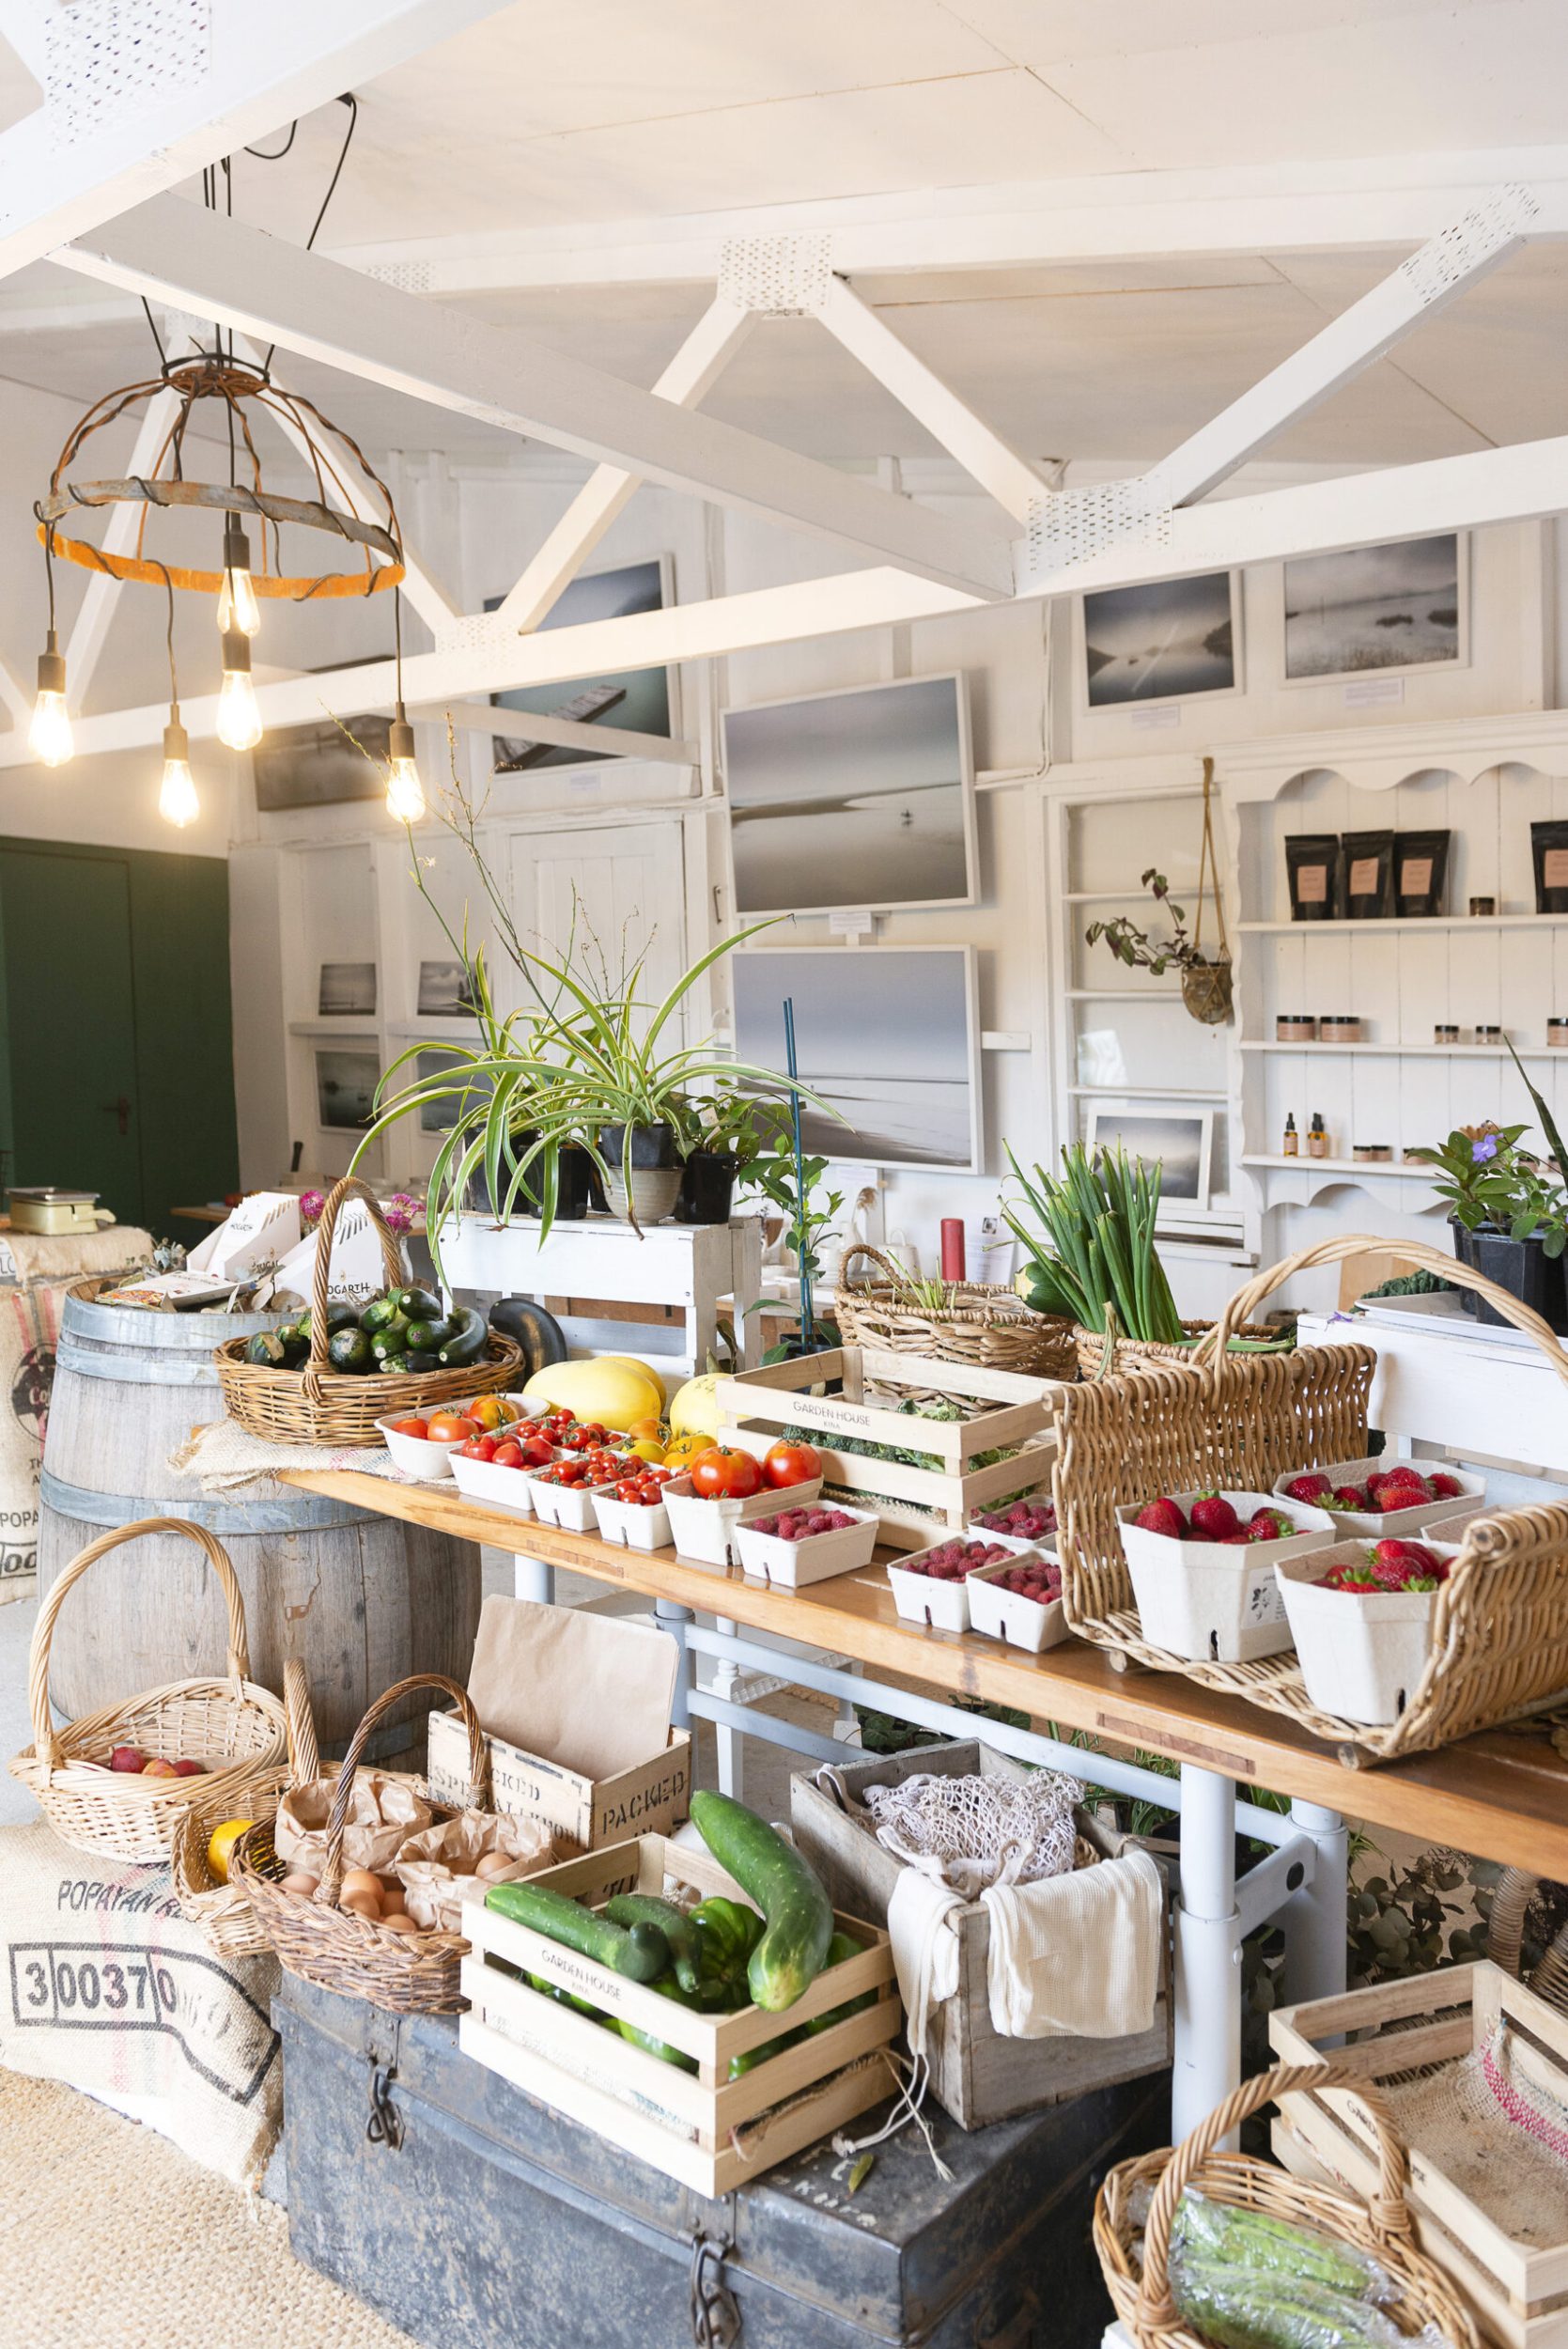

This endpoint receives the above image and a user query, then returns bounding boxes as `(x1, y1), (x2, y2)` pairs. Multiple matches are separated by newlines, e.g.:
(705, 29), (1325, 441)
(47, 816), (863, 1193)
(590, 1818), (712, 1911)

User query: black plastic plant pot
(674, 1149), (738, 1224)
(462, 1128), (540, 1219)
(554, 1144), (593, 1221)
(1452, 1218), (1568, 1333)
(598, 1121), (676, 1171)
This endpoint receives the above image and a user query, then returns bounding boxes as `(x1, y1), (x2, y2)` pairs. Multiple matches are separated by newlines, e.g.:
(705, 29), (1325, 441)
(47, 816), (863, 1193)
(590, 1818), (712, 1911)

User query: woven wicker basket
(1053, 1233), (1568, 1763)
(1073, 1315), (1290, 1379)
(1094, 2061), (1480, 2349)
(1484, 1866), (1568, 2015)
(8, 1518), (288, 1865)
(230, 1672), (491, 2015)
(214, 1174), (521, 1447)
(173, 1658), (319, 1962)
(834, 1245), (1076, 1381)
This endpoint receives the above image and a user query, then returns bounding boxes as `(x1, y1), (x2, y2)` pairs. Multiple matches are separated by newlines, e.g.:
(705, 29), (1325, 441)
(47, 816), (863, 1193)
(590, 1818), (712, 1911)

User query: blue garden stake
(783, 996), (814, 1346)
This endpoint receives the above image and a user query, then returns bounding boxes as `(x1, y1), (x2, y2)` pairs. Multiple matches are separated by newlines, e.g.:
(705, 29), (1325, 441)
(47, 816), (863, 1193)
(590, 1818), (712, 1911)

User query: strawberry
(1135, 1497), (1188, 1540)
(1188, 1493), (1240, 1540)
(1372, 1552), (1413, 1589)
(1248, 1507), (1289, 1541)
(1427, 1471), (1462, 1500)
(1373, 1470), (1429, 1502)
(1282, 1472), (1331, 1505)
(1375, 1538), (1436, 1573)
(1221, 1532), (1252, 1545)
(1329, 1485), (1368, 1511)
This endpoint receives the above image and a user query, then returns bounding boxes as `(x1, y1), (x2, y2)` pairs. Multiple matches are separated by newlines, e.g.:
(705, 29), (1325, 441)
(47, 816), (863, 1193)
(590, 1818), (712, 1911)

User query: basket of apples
(734, 1501), (879, 1589)
(591, 1462), (677, 1552)
(1273, 1457), (1483, 1540)
(885, 1531), (1043, 1632)
(1275, 1534), (1466, 1725)
(1115, 1489), (1338, 1664)
(661, 1439), (825, 1565)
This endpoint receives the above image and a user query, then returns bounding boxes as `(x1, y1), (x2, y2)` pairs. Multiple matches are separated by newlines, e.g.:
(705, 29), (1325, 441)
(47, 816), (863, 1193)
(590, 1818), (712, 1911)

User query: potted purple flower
(1408, 1047), (1568, 1331)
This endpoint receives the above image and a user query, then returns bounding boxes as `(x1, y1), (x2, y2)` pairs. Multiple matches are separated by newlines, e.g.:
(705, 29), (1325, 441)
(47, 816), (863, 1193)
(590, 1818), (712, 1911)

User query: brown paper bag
(464, 1595), (677, 1779)
(275, 1771), (432, 1879)
(395, 1809), (554, 1933)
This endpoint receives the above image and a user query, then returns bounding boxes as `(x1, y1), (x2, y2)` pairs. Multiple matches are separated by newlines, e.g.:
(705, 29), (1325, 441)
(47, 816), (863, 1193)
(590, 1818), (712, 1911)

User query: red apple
(109, 1746), (147, 1774)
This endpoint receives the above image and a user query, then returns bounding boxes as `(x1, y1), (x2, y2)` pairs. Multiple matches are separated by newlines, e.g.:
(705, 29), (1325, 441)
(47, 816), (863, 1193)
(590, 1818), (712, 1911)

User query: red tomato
(689, 1443), (764, 1501)
(520, 1433), (554, 1468)
(763, 1439), (821, 1490)
(392, 1418), (429, 1440)
(492, 1439), (522, 1469)
(473, 1432), (498, 1462)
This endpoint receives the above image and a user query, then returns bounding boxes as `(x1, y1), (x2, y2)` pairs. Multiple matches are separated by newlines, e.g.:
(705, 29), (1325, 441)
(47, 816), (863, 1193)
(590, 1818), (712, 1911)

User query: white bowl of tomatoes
(591, 1463), (677, 1552)
(660, 1439), (825, 1566)
(379, 1396), (537, 1481)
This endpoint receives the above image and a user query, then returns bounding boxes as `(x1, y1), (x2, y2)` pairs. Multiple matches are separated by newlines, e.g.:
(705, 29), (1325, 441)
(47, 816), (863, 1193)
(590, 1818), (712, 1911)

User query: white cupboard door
(508, 821), (689, 1036)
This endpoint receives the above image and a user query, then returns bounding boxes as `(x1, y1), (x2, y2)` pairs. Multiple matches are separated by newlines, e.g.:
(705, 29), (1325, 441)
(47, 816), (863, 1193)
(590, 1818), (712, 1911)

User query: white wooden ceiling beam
(63, 382), (183, 701)
(1143, 188), (1539, 510)
(326, 148), (1568, 294)
(0, 0), (514, 287)
(55, 197), (1015, 601)
(411, 698), (698, 765)
(816, 277), (1046, 523)
(495, 295), (753, 632)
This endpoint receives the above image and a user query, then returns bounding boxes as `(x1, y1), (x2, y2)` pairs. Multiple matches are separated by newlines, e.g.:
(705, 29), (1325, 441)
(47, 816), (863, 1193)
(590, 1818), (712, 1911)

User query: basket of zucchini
(214, 1174), (521, 1447)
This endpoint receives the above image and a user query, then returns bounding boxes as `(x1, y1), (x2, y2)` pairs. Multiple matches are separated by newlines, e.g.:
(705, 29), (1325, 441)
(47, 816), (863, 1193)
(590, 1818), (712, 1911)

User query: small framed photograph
(315, 1050), (380, 1133)
(318, 961), (376, 1018)
(417, 959), (478, 1018)
(1282, 533), (1466, 682)
(1086, 1104), (1214, 1211)
(1080, 572), (1239, 708)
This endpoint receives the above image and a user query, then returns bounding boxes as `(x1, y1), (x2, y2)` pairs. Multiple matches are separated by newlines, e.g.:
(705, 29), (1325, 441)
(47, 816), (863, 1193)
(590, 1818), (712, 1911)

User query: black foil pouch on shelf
(1393, 829), (1451, 918)
(1285, 833), (1341, 921)
(1343, 830), (1395, 919)
(1532, 819), (1568, 913)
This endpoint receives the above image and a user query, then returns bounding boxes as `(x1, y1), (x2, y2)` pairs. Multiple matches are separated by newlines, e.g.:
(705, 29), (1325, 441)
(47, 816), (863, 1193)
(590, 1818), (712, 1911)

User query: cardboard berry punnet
(1115, 1488), (1338, 1664)
(1272, 1456), (1483, 1540)
(1275, 1534), (1467, 1726)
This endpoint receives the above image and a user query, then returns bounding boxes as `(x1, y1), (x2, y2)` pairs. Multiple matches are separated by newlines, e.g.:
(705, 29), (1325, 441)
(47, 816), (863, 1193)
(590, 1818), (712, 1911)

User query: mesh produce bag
(864, 1767), (1083, 1897)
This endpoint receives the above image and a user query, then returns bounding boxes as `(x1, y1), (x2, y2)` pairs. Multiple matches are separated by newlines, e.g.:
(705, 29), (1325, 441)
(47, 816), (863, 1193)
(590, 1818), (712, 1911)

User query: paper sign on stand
(273, 1192), (402, 1303)
(187, 1192), (302, 1280)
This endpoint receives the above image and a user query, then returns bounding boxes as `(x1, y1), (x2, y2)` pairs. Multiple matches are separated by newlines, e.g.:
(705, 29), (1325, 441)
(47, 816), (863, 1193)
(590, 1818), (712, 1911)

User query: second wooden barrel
(39, 1282), (482, 1751)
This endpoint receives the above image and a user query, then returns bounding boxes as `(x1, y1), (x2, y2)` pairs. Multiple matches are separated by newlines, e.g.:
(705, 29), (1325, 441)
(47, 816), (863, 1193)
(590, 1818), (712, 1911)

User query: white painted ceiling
(0, 0), (1564, 470)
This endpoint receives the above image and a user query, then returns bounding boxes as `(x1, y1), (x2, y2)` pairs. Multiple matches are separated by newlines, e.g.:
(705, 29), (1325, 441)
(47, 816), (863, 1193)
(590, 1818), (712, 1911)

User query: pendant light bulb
(216, 629), (262, 752)
(216, 520), (260, 638)
(384, 707), (425, 823)
(29, 629), (72, 768)
(159, 716), (198, 828)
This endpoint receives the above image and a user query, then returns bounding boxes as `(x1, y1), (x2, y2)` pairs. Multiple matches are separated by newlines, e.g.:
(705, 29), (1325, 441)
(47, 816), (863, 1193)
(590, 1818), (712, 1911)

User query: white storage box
(661, 1470), (823, 1566)
(885, 1528), (1040, 1633)
(1116, 1490), (1337, 1664)
(1276, 1535), (1465, 1726)
(450, 1448), (551, 1517)
(733, 1503), (879, 1590)
(965, 1550), (1069, 1655)
(1272, 1455), (1484, 1539)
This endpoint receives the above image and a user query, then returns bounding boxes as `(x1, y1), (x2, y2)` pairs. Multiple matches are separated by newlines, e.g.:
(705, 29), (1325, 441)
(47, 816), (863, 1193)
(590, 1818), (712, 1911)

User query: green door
(0, 848), (144, 1224)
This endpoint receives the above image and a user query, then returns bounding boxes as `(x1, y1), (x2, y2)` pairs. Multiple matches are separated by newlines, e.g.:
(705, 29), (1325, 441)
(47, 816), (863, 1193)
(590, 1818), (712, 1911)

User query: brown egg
(474, 1850), (515, 1882)
(380, 1884), (407, 1916)
(279, 1870), (319, 1897)
(340, 1867), (382, 1902)
(340, 1888), (380, 1919)
(382, 1911), (421, 1935)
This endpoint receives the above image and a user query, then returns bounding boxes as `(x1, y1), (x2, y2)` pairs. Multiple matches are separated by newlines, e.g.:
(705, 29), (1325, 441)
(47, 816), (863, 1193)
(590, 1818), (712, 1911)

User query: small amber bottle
(1282, 1112), (1299, 1158)
(1308, 1111), (1328, 1159)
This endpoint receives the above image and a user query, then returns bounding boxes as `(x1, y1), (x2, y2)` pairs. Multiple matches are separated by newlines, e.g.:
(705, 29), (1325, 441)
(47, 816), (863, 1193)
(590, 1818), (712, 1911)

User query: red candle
(940, 1219), (966, 1281)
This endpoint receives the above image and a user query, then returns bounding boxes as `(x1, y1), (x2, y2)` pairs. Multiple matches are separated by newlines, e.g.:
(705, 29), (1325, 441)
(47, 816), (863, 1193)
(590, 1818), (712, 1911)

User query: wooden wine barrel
(38, 1282), (482, 1753)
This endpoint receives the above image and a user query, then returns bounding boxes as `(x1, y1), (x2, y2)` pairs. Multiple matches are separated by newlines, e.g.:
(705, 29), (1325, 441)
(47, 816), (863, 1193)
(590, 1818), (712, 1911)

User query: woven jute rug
(0, 2065), (417, 2349)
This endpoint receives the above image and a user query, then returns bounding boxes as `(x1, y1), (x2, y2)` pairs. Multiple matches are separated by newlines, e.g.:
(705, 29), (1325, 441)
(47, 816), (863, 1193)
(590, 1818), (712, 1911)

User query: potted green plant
(741, 1143), (845, 1356)
(673, 1087), (781, 1226)
(1407, 1051), (1568, 1332)
(1084, 869), (1232, 1025)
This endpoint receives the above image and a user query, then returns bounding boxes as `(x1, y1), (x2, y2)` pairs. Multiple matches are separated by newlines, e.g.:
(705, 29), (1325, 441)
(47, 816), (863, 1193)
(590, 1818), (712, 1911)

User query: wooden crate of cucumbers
(714, 1346), (1060, 1548)
(459, 1793), (899, 2194)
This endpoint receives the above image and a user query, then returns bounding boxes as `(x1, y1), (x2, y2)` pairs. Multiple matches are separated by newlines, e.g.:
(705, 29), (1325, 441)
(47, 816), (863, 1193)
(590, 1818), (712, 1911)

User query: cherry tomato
(763, 1439), (822, 1490)
(391, 1418), (429, 1440)
(492, 1439), (522, 1469)
(689, 1444), (765, 1501)
(520, 1433), (555, 1469)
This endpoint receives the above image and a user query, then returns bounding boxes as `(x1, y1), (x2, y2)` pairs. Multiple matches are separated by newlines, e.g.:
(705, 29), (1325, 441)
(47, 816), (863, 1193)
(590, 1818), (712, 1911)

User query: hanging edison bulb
(158, 714), (198, 827)
(216, 519), (260, 638)
(384, 704), (425, 822)
(216, 629), (262, 751)
(29, 628), (72, 767)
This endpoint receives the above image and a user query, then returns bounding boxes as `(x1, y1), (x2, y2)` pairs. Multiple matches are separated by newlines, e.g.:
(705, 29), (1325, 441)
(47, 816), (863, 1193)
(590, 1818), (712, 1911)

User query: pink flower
(383, 1191), (422, 1235)
(299, 1189), (325, 1225)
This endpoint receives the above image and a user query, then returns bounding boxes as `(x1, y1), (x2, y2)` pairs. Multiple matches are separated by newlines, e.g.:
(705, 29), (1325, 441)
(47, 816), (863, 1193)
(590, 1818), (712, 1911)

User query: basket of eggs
(228, 1672), (532, 2015)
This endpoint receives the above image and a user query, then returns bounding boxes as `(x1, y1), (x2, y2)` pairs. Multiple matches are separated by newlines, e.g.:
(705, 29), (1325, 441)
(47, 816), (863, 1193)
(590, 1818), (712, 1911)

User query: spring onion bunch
(1003, 1141), (1185, 1342)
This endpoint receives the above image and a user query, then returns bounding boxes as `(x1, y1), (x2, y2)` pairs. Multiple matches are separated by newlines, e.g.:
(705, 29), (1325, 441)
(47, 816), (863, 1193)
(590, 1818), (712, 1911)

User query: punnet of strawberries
(985, 1557), (1063, 1606)
(1133, 1493), (1297, 1547)
(1316, 1539), (1452, 1594)
(901, 1537), (1018, 1581)
(1281, 1465), (1463, 1515)
(974, 1498), (1058, 1540)
(749, 1505), (860, 1541)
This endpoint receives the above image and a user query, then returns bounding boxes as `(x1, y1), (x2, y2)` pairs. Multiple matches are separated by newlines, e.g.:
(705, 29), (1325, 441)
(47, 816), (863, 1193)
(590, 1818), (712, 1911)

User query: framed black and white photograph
(722, 674), (975, 916)
(252, 671), (391, 811)
(413, 1048), (489, 1134)
(1086, 1105), (1213, 1210)
(730, 945), (980, 1174)
(417, 958), (478, 1018)
(315, 1050), (380, 1132)
(1081, 572), (1238, 708)
(318, 961), (376, 1018)
(488, 556), (672, 768)
(1283, 534), (1466, 681)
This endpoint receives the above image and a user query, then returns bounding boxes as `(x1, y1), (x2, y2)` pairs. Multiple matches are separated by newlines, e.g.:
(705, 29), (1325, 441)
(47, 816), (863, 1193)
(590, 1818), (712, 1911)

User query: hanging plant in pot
(1083, 756), (1233, 1024)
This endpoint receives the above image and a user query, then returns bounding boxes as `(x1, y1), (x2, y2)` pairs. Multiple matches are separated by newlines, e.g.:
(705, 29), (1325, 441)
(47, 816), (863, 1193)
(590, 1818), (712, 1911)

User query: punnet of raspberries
(1132, 1492), (1297, 1547)
(1282, 1466), (1462, 1514)
(751, 1506), (858, 1541)
(987, 1559), (1063, 1606)
(975, 1498), (1058, 1539)
(1318, 1538), (1451, 1595)
(903, 1538), (1016, 1581)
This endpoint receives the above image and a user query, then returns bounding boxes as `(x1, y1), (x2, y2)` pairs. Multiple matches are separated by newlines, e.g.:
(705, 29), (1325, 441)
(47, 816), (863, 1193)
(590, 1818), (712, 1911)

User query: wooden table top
(281, 1467), (1568, 1879)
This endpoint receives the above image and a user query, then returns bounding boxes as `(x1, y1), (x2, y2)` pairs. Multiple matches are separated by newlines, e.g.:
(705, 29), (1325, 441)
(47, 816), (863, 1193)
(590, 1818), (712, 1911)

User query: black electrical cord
(244, 120), (299, 162)
(260, 93), (358, 374)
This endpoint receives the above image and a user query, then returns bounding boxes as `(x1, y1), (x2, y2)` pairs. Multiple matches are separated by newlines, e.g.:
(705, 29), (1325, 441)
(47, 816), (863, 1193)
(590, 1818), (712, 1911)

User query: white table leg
(1279, 1800), (1348, 2009)
(1172, 1763), (1242, 2142)
(655, 1597), (692, 1734)
(713, 1617), (744, 1799)
(512, 1552), (555, 1605)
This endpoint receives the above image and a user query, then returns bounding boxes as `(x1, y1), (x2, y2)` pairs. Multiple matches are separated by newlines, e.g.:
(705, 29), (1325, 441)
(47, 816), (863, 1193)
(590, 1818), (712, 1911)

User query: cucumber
(484, 1882), (669, 1983)
(615, 1974), (698, 2071)
(689, 1792), (834, 2014)
(436, 1306), (489, 1367)
(523, 1968), (604, 2023)
(727, 2026), (803, 2079)
(245, 1330), (288, 1368)
(803, 1932), (876, 2034)
(395, 1285), (442, 1323)
(606, 1894), (705, 1996)
(328, 1327), (375, 1376)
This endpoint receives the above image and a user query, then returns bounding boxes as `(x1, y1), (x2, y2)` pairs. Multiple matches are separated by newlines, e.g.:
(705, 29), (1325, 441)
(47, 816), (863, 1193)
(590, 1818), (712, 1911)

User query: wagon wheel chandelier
(30, 349), (424, 827)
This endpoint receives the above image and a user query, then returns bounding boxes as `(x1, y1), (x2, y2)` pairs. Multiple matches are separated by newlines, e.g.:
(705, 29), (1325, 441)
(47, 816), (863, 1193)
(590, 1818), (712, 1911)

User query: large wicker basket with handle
(229, 1672), (492, 2015)
(8, 1518), (288, 1864)
(1072, 1314), (1291, 1379)
(214, 1174), (521, 1447)
(173, 1658), (319, 1962)
(1052, 1233), (1568, 1762)
(834, 1244), (1076, 1380)
(1483, 1866), (1568, 2015)
(1094, 2061), (1480, 2349)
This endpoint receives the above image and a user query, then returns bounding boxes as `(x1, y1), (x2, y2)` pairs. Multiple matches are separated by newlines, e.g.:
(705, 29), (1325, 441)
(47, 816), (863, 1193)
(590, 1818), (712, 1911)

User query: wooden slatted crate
(458, 1833), (900, 2194)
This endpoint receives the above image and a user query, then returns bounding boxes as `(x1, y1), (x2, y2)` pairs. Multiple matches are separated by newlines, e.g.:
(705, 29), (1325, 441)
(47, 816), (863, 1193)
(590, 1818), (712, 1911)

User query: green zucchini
(328, 1327), (375, 1376)
(484, 1882), (668, 1982)
(370, 1315), (413, 1360)
(360, 1296), (400, 1333)
(803, 1932), (877, 2034)
(275, 1324), (311, 1366)
(606, 1893), (705, 1996)
(400, 1347), (442, 1373)
(689, 1792), (834, 2013)
(245, 1330), (289, 1368)
(414, 1315), (460, 1351)
(436, 1306), (489, 1367)
(395, 1285), (442, 1323)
